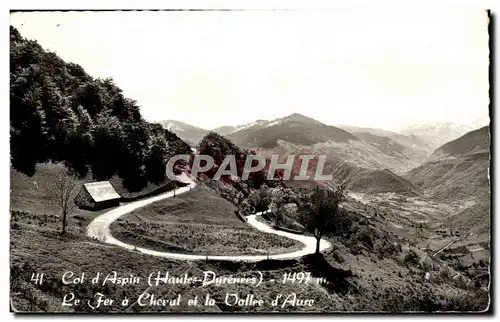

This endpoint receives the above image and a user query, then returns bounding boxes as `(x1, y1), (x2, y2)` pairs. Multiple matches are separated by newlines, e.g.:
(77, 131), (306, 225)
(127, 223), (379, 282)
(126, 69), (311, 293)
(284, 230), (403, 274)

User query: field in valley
(345, 191), (490, 279)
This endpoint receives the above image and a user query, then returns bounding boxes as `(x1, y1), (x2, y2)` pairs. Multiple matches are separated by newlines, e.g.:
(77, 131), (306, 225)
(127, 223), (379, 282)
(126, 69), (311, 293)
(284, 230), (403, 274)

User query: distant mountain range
(212, 119), (270, 136)
(158, 120), (208, 147)
(335, 124), (435, 152)
(159, 113), (358, 148)
(161, 114), (490, 229)
(334, 124), (435, 168)
(159, 114), (489, 178)
(159, 114), (482, 151)
(160, 114), (422, 172)
(393, 122), (481, 149)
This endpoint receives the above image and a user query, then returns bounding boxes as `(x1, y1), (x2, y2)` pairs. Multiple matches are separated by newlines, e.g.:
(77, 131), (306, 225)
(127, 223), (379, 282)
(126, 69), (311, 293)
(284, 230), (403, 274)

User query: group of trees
(196, 131), (267, 187)
(10, 26), (191, 192)
(243, 182), (346, 254)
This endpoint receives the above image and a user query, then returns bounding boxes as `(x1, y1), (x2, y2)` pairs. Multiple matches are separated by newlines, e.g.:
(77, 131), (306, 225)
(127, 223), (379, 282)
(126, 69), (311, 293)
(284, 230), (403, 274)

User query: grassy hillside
(344, 168), (421, 196)
(405, 152), (489, 202)
(433, 126), (490, 157)
(354, 132), (408, 157)
(11, 211), (221, 312)
(404, 125), (491, 204)
(10, 162), (489, 312)
(10, 164), (101, 228)
(402, 126), (490, 267)
(116, 186), (246, 228)
(109, 186), (303, 256)
(444, 201), (491, 236)
(254, 146), (422, 196)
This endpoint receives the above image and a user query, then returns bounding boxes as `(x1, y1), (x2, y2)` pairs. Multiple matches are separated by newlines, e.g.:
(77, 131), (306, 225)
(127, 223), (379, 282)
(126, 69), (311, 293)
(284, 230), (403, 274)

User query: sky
(10, 9), (490, 130)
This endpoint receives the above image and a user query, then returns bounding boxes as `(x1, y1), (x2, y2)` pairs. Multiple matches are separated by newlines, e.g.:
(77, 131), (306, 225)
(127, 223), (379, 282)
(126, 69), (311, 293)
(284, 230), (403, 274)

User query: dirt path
(87, 173), (331, 262)
(433, 240), (455, 256)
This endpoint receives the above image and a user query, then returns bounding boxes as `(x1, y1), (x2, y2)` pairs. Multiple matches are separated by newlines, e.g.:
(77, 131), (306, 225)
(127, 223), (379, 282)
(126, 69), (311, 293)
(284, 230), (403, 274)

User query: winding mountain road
(87, 173), (331, 262)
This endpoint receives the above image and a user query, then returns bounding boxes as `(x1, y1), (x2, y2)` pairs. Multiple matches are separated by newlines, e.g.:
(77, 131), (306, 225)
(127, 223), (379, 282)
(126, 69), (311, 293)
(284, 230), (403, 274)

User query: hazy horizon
(10, 10), (490, 130)
(162, 111), (489, 132)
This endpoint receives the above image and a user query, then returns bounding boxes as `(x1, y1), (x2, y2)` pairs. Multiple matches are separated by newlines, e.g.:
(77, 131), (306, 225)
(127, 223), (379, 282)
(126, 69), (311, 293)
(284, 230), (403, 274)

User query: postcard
(9, 8), (491, 313)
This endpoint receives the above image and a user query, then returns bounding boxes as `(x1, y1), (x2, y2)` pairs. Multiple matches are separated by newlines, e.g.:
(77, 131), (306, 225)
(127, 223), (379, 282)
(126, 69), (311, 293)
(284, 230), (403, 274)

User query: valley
(10, 114), (490, 312)
(162, 113), (491, 289)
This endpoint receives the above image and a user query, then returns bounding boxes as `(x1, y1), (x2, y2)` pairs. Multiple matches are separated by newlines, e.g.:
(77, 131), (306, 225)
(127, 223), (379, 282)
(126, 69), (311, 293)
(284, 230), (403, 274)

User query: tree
(10, 65), (50, 176)
(145, 135), (168, 184)
(47, 170), (81, 234)
(74, 82), (105, 117)
(411, 222), (428, 246)
(269, 188), (286, 227)
(237, 198), (254, 217)
(298, 185), (345, 254)
(41, 78), (78, 163)
(118, 122), (149, 191)
(248, 184), (272, 212)
(91, 111), (124, 180)
(64, 105), (94, 177)
(258, 184), (272, 209)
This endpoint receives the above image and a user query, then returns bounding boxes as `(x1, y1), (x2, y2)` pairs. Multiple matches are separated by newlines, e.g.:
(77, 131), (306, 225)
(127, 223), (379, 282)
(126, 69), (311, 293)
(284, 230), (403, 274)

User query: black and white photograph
(8, 8), (492, 313)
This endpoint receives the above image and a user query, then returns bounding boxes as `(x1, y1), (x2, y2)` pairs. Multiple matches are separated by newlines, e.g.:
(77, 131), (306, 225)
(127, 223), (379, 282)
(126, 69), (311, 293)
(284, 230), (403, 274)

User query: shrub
(479, 259), (488, 268)
(357, 226), (374, 249)
(404, 249), (420, 266)
(436, 265), (452, 283)
(422, 259), (437, 271)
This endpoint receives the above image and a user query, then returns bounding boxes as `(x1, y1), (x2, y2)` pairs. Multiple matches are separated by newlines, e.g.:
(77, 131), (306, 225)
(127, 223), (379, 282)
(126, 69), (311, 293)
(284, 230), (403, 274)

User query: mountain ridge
(404, 125), (490, 203)
(226, 113), (358, 148)
(158, 120), (208, 146)
(432, 126), (490, 158)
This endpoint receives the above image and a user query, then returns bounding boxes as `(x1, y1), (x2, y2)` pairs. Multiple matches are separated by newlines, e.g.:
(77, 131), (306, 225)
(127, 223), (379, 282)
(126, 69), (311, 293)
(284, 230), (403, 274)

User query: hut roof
(83, 181), (121, 202)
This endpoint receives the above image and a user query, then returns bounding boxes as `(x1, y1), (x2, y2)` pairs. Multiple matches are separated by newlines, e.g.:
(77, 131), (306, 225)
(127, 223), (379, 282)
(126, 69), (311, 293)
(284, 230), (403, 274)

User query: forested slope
(10, 26), (191, 191)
